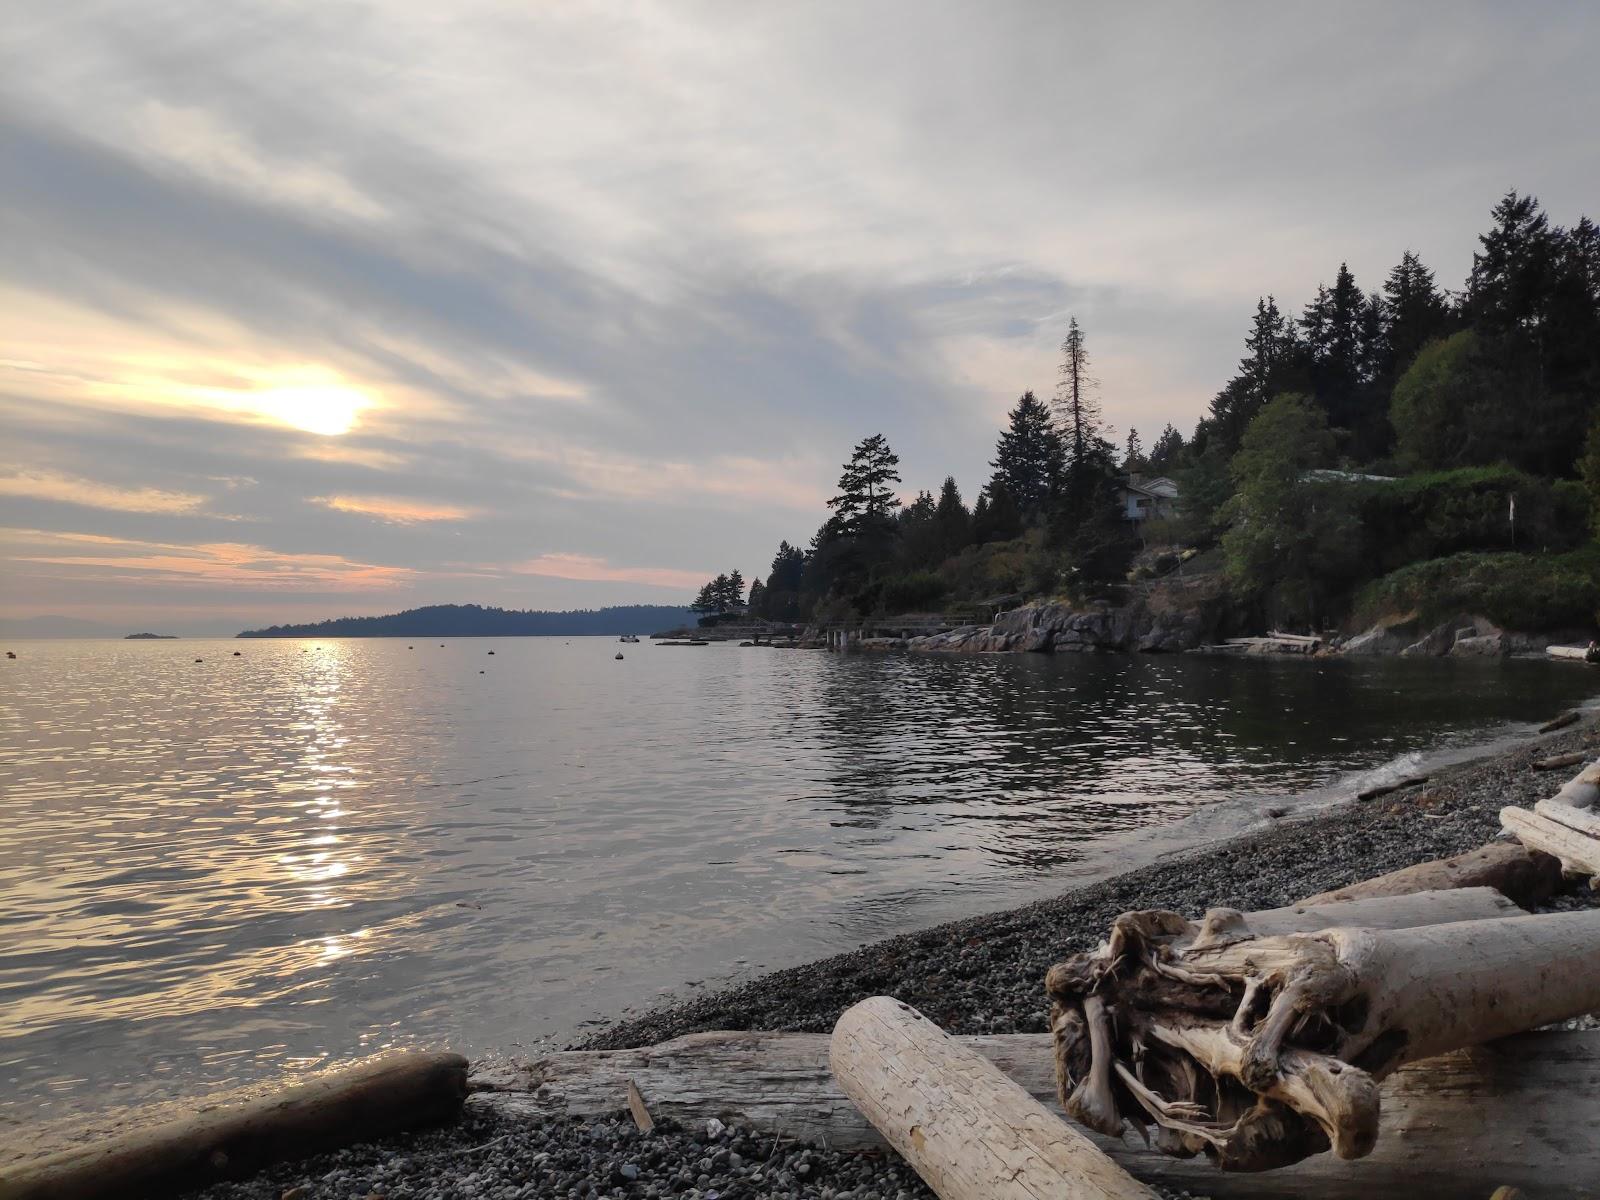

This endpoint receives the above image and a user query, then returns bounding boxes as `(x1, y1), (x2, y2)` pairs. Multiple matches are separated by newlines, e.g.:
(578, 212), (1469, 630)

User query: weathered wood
(1502, 807), (1600, 884)
(1533, 796), (1600, 838)
(1539, 710), (1581, 733)
(0, 1051), (468, 1200)
(469, 1030), (1600, 1199)
(1550, 758), (1600, 810)
(1301, 839), (1561, 908)
(1046, 908), (1600, 1171)
(625, 1080), (654, 1133)
(1532, 751), (1587, 771)
(1547, 644), (1594, 662)
(1238, 885), (1521, 933)
(1355, 774), (1430, 801)
(830, 997), (1155, 1200)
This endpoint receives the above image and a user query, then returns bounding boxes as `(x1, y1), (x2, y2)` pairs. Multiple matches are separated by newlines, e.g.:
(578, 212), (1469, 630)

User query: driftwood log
(469, 1029), (1600, 1198)
(1045, 905), (1600, 1172)
(1301, 839), (1560, 907)
(0, 1051), (468, 1200)
(829, 997), (1155, 1200)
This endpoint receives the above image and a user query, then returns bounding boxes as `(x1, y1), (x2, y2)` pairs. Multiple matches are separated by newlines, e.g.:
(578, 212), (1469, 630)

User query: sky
(3, 2), (1598, 634)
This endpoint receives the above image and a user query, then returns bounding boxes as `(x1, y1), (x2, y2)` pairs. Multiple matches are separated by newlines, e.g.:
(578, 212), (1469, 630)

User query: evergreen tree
(724, 569), (745, 610)
(1381, 250), (1452, 380)
(897, 490), (943, 568)
(1123, 427), (1147, 473)
(1052, 317), (1102, 468)
(747, 579), (765, 615)
(690, 581), (719, 615)
(1148, 424), (1185, 474)
(1207, 297), (1302, 454)
(933, 476), (971, 559)
(1467, 191), (1558, 342)
(1581, 408), (1600, 540)
(972, 483), (1022, 543)
(1301, 262), (1385, 457)
(989, 391), (1064, 524)
(823, 434), (902, 540)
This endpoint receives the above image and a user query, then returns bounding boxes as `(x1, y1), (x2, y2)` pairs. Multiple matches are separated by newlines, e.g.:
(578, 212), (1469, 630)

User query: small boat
(619, 634), (640, 643)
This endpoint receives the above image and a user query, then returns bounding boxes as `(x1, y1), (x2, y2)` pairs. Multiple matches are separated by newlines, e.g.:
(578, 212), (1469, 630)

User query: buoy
(408, 646), (414, 650)
(5, 651), (15, 659)
(479, 669), (485, 674)
(615, 652), (624, 660)
(232, 651), (241, 656)
(487, 650), (495, 655)
(194, 658), (203, 663)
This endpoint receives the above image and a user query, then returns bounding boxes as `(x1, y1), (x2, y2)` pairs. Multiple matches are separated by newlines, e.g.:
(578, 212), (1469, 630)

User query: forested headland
(695, 191), (1600, 637)
(237, 604), (696, 638)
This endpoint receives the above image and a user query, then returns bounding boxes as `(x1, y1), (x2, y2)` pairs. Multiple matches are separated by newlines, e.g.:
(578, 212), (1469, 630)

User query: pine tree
(1052, 317), (1102, 468)
(989, 391), (1064, 524)
(1123, 428), (1146, 473)
(824, 434), (902, 540)
(747, 579), (766, 616)
(1208, 297), (1301, 454)
(725, 569), (746, 610)
(1381, 250), (1452, 380)
(933, 476), (971, 559)
(1148, 424), (1185, 474)
(973, 483), (1022, 543)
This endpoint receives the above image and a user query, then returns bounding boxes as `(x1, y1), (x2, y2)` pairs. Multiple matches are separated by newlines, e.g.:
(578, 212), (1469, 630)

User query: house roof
(1122, 475), (1179, 499)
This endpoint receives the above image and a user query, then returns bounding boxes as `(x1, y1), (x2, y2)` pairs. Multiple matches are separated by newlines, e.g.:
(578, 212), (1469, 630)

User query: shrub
(1352, 545), (1600, 631)
(878, 571), (948, 614)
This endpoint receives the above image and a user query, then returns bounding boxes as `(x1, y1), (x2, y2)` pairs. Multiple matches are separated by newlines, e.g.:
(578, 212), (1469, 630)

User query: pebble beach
(178, 708), (1597, 1199)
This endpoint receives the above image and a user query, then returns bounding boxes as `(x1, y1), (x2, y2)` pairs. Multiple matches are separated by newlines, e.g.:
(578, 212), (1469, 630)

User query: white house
(1119, 475), (1180, 523)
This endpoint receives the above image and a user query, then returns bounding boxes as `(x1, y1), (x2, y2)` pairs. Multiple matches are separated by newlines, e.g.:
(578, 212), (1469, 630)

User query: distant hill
(124, 632), (178, 639)
(236, 603), (697, 638)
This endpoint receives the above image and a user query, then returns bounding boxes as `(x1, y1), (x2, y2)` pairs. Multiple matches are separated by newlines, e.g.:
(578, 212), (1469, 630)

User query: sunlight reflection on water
(0, 637), (1594, 1124)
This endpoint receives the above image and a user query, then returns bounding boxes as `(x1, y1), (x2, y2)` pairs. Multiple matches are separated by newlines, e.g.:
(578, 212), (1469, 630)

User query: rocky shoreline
(183, 708), (1600, 1200)
(898, 591), (1592, 660)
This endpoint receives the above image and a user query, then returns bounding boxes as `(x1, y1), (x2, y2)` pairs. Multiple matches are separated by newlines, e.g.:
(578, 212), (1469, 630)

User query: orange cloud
(7, 529), (410, 591)
(0, 469), (208, 514)
(311, 494), (479, 523)
(512, 553), (705, 589)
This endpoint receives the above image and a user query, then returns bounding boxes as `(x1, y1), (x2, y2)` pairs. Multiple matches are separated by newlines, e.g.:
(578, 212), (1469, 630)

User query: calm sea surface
(2, 637), (1595, 1125)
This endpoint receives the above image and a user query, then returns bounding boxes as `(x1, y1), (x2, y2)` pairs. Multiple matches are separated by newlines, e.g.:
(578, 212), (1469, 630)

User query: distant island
(124, 632), (178, 639)
(236, 603), (698, 638)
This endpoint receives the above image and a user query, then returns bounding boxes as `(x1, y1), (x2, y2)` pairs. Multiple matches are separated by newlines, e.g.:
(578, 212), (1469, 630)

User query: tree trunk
(469, 1030), (1600, 1199)
(829, 997), (1155, 1200)
(0, 1051), (467, 1200)
(1045, 907), (1600, 1172)
(1301, 840), (1560, 907)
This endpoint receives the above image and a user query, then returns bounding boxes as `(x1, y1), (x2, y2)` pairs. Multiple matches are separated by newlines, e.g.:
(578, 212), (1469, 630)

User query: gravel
(190, 712), (1598, 1200)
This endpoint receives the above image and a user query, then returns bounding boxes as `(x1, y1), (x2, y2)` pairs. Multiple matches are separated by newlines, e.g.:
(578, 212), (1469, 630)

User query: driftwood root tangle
(830, 996), (1154, 1200)
(1046, 906), (1600, 1173)
(0, 1051), (468, 1200)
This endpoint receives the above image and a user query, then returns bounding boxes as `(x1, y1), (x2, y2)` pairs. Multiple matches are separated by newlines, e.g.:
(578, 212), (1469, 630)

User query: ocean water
(1, 637), (1594, 1127)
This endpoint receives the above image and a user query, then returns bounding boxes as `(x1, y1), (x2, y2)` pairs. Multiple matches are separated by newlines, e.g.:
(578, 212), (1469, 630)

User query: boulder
(1400, 620), (1458, 657)
(1450, 633), (1506, 657)
(1341, 625), (1409, 656)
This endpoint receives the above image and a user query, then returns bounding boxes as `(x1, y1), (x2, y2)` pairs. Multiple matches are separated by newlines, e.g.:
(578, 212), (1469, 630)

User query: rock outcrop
(908, 581), (1223, 657)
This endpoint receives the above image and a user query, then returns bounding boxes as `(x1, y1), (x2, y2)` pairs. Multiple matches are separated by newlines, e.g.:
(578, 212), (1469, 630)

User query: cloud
(511, 553), (707, 590)
(1, 2), (1596, 622)
(6, 528), (410, 591)
(311, 494), (479, 523)
(0, 469), (208, 514)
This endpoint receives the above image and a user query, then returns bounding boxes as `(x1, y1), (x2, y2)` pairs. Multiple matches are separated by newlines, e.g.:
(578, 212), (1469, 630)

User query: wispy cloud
(311, 494), (478, 523)
(0, 469), (208, 514)
(7, 528), (410, 591)
(511, 553), (706, 590)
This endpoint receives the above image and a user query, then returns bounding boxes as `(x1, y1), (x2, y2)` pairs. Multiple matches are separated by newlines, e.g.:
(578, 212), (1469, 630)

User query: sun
(248, 383), (369, 436)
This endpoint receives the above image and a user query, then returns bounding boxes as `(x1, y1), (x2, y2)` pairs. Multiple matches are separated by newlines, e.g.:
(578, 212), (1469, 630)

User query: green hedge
(1352, 545), (1600, 631)
(1333, 467), (1589, 575)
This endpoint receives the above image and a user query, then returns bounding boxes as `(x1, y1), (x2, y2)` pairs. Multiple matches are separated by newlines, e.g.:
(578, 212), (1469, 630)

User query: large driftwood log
(469, 1030), (1600, 1199)
(829, 997), (1155, 1199)
(1301, 839), (1560, 907)
(1045, 907), (1600, 1172)
(0, 1051), (468, 1200)
(1549, 757), (1600, 809)
(1502, 806), (1600, 884)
